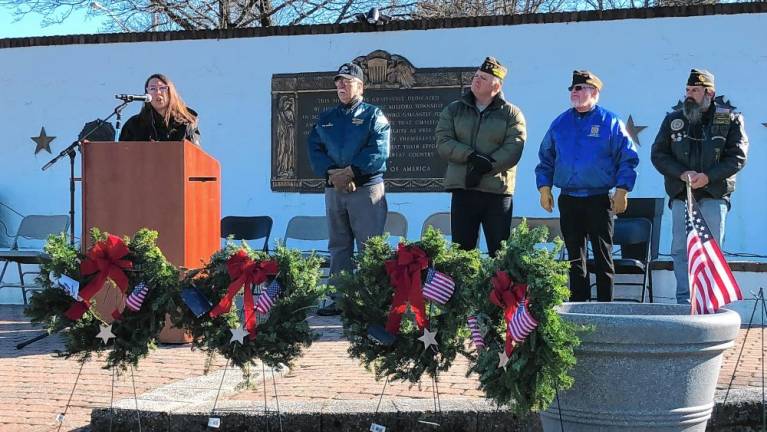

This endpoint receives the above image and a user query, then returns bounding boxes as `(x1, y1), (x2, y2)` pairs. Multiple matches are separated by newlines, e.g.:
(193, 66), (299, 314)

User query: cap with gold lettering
(479, 57), (507, 80)
(568, 70), (603, 91)
(687, 68), (715, 90)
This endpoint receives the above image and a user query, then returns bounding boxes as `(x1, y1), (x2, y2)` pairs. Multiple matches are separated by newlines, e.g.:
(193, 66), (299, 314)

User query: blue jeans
(671, 198), (727, 304)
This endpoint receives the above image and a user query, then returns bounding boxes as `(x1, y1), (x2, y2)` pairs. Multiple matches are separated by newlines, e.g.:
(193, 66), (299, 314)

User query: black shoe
(316, 304), (341, 316)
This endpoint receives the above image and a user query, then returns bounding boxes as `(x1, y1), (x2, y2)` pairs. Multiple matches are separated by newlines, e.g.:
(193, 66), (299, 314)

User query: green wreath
(464, 221), (580, 414)
(336, 227), (482, 383)
(173, 243), (323, 376)
(25, 228), (180, 370)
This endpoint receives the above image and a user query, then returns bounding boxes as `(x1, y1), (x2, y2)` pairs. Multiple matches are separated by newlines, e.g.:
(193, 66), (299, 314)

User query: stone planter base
(541, 303), (740, 432)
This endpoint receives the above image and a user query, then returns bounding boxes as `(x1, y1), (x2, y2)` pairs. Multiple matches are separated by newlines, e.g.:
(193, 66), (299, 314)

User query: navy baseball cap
(334, 62), (364, 82)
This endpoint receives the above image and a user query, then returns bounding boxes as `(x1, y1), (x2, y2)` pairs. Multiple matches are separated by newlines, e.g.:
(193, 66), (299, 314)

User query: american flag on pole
(422, 267), (455, 304)
(467, 315), (485, 350)
(125, 283), (149, 312)
(686, 192), (742, 315)
(508, 301), (538, 343)
(255, 279), (282, 314)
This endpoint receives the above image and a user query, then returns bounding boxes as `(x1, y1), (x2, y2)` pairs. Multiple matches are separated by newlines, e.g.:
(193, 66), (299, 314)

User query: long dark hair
(141, 73), (197, 126)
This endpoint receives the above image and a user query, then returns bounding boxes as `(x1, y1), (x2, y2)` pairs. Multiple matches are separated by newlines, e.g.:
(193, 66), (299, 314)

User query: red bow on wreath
(489, 270), (528, 356)
(385, 244), (429, 335)
(65, 234), (133, 321)
(209, 250), (278, 340)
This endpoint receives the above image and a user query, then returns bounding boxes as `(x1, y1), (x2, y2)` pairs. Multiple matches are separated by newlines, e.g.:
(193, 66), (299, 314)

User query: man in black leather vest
(650, 69), (749, 304)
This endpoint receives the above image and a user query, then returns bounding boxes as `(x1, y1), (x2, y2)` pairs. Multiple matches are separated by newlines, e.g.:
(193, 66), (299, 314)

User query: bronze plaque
(271, 50), (475, 193)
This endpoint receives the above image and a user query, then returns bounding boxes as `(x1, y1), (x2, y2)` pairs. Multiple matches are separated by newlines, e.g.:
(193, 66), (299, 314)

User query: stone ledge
(91, 389), (765, 431)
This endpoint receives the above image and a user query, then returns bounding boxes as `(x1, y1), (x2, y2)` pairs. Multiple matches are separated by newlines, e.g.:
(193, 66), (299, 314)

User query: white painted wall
(1, 12), (766, 308)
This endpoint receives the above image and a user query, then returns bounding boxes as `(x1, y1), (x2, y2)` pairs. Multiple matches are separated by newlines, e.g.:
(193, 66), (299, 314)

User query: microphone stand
(20, 101), (130, 351)
(41, 100), (130, 246)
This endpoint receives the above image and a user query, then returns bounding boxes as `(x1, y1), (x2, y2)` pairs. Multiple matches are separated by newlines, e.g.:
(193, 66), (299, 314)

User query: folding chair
(421, 212), (451, 238)
(512, 217), (563, 240)
(220, 216), (273, 252)
(284, 215), (330, 267)
(512, 216), (566, 259)
(384, 211), (408, 245)
(0, 215), (70, 304)
(587, 217), (654, 303)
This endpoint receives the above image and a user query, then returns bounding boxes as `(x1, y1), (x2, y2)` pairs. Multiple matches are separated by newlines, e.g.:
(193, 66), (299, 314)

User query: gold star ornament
(31, 127), (55, 154)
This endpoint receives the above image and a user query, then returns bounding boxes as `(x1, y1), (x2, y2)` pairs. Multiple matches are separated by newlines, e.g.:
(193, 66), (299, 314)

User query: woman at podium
(119, 73), (201, 145)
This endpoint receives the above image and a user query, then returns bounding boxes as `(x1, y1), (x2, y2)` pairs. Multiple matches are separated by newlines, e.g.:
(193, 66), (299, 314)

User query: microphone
(115, 93), (152, 103)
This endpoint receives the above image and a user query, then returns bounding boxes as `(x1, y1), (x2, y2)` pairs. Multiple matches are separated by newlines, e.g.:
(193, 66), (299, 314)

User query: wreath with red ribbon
(25, 228), (180, 370)
(464, 221), (580, 414)
(174, 243), (324, 374)
(336, 227), (482, 383)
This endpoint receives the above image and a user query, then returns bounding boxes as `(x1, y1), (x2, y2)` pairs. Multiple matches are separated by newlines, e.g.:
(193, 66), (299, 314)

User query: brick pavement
(1, 305), (765, 431)
(0, 306), (227, 432)
(228, 315), (767, 405)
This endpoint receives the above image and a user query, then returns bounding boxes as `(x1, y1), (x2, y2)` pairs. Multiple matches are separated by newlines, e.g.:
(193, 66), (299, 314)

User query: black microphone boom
(115, 93), (152, 102)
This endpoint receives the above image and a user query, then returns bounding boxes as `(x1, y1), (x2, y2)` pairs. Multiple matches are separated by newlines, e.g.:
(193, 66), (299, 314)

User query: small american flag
(125, 283), (149, 312)
(467, 315), (485, 350)
(255, 279), (282, 314)
(422, 267), (455, 304)
(508, 301), (538, 343)
(686, 195), (742, 314)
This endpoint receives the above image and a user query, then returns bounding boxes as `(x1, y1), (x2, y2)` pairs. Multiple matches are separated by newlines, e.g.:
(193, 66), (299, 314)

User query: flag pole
(686, 175), (697, 315)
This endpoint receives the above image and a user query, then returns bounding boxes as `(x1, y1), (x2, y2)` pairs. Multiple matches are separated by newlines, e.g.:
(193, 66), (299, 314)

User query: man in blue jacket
(535, 70), (639, 302)
(308, 62), (391, 315)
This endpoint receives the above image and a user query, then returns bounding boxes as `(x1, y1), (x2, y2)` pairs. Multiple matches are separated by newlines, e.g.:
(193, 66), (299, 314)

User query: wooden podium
(82, 140), (220, 342)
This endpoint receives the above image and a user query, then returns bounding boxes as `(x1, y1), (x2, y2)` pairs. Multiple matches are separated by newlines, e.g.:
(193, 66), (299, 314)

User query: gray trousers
(325, 182), (388, 279)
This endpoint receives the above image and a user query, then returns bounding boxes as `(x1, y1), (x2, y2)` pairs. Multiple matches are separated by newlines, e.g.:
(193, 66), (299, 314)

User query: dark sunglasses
(569, 84), (594, 92)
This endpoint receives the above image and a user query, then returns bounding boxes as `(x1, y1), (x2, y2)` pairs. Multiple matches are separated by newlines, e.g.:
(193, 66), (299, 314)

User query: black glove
(468, 152), (495, 174)
(465, 166), (483, 188)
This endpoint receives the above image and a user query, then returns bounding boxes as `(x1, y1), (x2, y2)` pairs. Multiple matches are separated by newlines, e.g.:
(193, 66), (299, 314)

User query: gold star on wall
(31, 127), (55, 155)
(625, 115), (647, 145)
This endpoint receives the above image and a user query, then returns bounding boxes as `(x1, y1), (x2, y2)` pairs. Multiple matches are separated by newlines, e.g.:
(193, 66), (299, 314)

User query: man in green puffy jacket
(436, 57), (527, 256)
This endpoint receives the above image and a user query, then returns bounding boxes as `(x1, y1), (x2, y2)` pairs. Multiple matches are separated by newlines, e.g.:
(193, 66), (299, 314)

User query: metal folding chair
(587, 217), (654, 303)
(0, 215), (70, 304)
(220, 215), (273, 252)
(384, 211), (408, 245)
(421, 212), (451, 238)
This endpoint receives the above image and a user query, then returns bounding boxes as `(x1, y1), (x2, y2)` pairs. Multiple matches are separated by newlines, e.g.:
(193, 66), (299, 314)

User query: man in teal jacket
(307, 62), (390, 315)
(535, 70), (639, 302)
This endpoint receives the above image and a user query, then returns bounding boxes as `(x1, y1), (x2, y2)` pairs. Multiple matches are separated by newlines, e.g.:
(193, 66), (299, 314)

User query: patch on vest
(713, 113), (731, 126)
(670, 119), (684, 131)
(352, 118), (364, 125)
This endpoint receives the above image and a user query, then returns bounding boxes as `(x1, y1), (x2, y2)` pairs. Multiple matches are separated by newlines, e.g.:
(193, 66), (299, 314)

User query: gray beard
(682, 96), (710, 124)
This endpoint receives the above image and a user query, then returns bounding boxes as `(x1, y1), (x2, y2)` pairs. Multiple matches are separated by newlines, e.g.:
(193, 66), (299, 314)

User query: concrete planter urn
(540, 303), (740, 431)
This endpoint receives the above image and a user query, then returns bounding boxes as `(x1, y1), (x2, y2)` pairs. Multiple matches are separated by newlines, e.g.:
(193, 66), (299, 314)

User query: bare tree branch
(0, 0), (736, 32)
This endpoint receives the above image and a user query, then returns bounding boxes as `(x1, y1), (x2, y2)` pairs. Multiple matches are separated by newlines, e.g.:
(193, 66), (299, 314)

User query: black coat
(119, 106), (201, 145)
(650, 102), (748, 204)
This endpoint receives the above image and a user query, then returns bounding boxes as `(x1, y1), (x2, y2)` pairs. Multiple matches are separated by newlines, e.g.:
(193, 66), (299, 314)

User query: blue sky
(0, 7), (103, 38)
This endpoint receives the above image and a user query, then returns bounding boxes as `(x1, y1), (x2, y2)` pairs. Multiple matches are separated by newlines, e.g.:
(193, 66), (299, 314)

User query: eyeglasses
(569, 84), (594, 92)
(147, 85), (169, 94)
